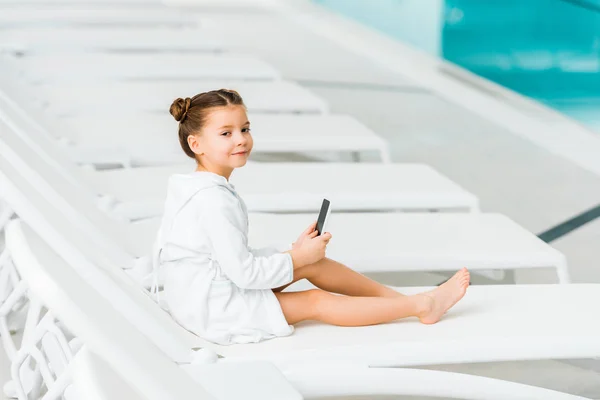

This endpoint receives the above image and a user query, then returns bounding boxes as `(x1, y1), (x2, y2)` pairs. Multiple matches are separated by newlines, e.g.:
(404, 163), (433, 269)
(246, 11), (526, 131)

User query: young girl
(154, 89), (470, 346)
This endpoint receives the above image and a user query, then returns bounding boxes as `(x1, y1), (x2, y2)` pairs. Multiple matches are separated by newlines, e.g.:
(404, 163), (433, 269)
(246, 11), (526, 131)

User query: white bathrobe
(153, 171), (294, 345)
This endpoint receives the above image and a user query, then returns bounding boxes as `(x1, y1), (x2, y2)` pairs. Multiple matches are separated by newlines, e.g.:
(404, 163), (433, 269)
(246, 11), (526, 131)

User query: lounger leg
(39, 370), (71, 400)
(379, 147), (392, 163)
(9, 311), (75, 400)
(0, 278), (29, 361)
(500, 270), (516, 284)
(28, 365), (44, 400)
(22, 296), (43, 345)
(557, 262), (571, 284)
(469, 202), (482, 213)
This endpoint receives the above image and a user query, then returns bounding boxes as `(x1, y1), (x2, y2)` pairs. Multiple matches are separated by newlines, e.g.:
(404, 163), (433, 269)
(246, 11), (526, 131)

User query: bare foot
(418, 268), (470, 324)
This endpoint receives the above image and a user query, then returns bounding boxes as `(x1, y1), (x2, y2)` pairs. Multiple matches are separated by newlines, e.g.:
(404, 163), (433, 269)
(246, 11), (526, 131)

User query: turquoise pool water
(314, 0), (600, 132)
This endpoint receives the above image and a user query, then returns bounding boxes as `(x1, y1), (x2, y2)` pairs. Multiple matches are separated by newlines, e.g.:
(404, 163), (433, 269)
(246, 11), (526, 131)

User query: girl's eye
(242, 127), (251, 133)
(221, 131), (231, 136)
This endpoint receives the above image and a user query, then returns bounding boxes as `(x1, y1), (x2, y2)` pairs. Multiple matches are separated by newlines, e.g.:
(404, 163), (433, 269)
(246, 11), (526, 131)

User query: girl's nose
(235, 131), (248, 145)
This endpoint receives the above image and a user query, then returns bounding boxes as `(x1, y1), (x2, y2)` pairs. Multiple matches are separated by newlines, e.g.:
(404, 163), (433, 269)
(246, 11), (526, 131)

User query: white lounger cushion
(31, 80), (330, 115)
(58, 114), (390, 164)
(9, 221), (600, 371)
(7, 53), (281, 82)
(90, 162), (480, 214)
(0, 27), (225, 53)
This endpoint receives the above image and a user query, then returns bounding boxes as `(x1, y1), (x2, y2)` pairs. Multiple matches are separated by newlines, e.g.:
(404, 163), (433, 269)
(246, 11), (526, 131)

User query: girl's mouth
(232, 151), (248, 156)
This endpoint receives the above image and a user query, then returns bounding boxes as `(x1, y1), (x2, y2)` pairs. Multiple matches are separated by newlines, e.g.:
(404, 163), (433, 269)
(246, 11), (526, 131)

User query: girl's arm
(201, 199), (293, 290)
(248, 243), (292, 258)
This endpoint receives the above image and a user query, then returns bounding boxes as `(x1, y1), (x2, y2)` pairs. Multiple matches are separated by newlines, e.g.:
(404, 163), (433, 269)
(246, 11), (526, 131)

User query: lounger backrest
(0, 119), (136, 265)
(0, 75), (90, 179)
(0, 163), (217, 361)
(7, 220), (214, 399)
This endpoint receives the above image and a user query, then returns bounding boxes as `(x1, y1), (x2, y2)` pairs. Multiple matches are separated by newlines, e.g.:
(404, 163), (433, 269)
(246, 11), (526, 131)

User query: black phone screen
(316, 198), (330, 236)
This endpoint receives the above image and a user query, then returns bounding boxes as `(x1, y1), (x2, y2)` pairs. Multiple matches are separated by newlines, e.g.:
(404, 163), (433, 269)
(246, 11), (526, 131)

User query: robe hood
(161, 172), (235, 227)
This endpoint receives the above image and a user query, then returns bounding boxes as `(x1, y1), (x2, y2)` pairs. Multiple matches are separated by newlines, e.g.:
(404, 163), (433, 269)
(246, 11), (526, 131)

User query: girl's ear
(187, 134), (204, 156)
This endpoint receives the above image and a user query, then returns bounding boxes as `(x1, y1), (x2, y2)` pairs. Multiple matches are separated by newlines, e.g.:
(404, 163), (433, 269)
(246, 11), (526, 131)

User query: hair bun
(169, 97), (192, 122)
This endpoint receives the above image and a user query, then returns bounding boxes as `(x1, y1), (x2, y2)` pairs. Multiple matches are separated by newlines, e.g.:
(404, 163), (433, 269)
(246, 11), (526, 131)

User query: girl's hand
(292, 221), (318, 251)
(288, 227), (332, 268)
(304, 231), (332, 265)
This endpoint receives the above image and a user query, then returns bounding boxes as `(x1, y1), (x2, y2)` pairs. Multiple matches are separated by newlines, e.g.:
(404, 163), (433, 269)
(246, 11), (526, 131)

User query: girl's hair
(169, 89), (245, 159)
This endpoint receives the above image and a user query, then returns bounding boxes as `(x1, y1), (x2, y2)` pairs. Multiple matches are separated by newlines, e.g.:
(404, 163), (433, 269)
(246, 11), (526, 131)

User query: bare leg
(273, 257), (402, 298)
(275, 268), (470, 326)
(276, 290), (424, 326)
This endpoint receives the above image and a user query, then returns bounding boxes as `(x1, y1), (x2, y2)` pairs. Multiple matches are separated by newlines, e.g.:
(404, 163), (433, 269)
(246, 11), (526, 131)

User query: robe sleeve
(248, 242), (293, 258)
(200, 194), (294, 290)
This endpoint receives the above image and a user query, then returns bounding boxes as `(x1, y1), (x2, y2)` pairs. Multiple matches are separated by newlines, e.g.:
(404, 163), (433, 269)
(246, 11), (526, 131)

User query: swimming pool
(314, 0), (600, 132)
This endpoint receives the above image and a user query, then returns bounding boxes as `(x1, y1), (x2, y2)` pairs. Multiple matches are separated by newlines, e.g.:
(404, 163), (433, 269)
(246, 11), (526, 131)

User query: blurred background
(1, 0), (600, 398)
(316, 0), (600, 132)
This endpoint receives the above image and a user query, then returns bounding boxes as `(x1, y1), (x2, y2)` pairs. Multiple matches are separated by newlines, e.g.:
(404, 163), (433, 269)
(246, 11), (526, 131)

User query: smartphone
(316, 198), (331, 236)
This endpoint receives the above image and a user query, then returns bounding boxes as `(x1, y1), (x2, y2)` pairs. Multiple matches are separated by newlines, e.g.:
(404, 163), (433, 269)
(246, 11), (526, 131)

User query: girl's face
(188, 105), (253, 179)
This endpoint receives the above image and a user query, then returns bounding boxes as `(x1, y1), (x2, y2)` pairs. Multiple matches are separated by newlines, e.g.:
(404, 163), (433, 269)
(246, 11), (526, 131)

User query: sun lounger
(0, 71), (385, 164)
(57, 114), (391, 165)
(0, 8), (199, 28)
(93, 162), (479, 215)
(121, 211), (570, 283)
(0, 27), (225, 54)
(5, 53), (281, 82)
(36, 80), (327, 115)
(6, 219), (590, 400)
(246, 212), (570, 282)
(1, 77), (329, 116)
(4, 84), (381, 164)
(0, 117), (475, 214)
